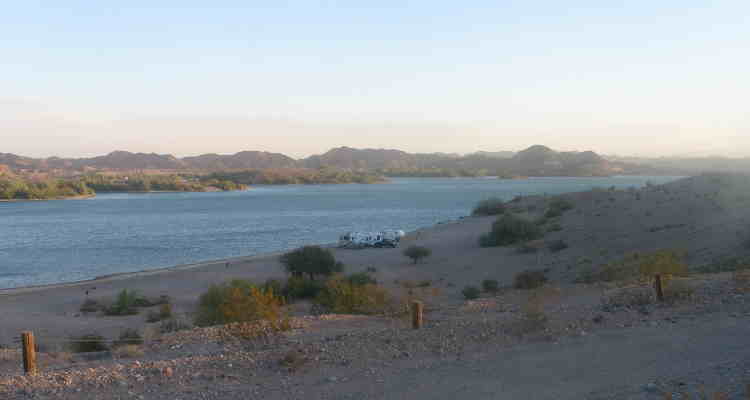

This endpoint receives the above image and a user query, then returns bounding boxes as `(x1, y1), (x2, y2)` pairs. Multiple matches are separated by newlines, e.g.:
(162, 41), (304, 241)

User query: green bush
(472, 198), (507, 216)
(479, 215), (542, 247)
(261, 279), (284, 297)
(513, 270), (548, 290)
(283, 277), (324, 300)
(462, 286), (481, 300)
(482, 279), (500, 293)
(347, 272), (377, 286)
(113, 329), (143, 347)
(194, 279), (286, 328)
(403, 245), (432, 264)
(314, 277), (393, 315)
(105, 289), (141, 316)
(280, 246), (344, 280)
(70, 334), (108, 353)
(159, 318), (192, 333)
(146, 303), (173, 323)
(544, 197), (574, 219)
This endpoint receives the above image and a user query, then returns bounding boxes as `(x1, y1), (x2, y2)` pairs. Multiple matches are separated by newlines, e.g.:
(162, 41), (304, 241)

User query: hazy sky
(2, 1), (749, 158)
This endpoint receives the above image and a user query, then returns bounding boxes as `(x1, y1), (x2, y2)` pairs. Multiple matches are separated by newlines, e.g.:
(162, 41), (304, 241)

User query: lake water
(0, 176), (681, 289)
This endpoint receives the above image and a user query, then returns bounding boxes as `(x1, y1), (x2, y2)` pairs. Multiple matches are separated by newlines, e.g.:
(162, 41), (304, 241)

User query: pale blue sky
(2, 1), (749, 158)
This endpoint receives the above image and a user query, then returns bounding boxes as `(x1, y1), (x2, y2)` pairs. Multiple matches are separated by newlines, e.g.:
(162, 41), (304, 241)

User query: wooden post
(21, 331), (37, 376)
(411, 300), (424, 329)
(654, 274), (664, 302)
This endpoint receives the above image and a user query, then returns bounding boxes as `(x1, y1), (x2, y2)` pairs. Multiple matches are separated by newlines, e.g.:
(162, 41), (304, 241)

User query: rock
(162, 367), (174, 378)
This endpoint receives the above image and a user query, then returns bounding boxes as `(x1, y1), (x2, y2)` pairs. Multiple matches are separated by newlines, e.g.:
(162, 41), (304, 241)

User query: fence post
(21, 331), (37, 376)
(654, 274), (664, 302)
(411, 300), (424, 329)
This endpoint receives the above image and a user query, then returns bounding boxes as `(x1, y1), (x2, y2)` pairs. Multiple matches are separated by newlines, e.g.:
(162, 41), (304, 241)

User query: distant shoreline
(0, 194), (96, 203)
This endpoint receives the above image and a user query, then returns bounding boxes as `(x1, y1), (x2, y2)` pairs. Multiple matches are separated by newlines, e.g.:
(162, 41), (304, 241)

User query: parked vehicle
(338, 230), (405, 248)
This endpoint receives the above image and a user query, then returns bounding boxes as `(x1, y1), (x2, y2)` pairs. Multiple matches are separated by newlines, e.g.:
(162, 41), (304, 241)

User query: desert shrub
(283, 277), (324, 300)
(104, 289), (141, 316)
(69, 334), (108, 353)
(146, 303), (173, 323)
(261, 279), (284, 297)
(113, 329), (143, 347)
(664, 279), (695, 303)
(482, 279), (500, 293)
(347, 272), (377, 286)
(417, 280), (432, 287)
(280, 349), (307, 372)
(547, 239), (569, 253)
(280, 246), (344, 280)
(513, 270), (548, 290)
(544, 197), (574, 219)
(544, 207), (563, 219)
(480, 215), (542, 247)
(314, 276), (393, 315)
(462, 286), (481, 300)
(80, 299), (103, 313)
(194, 280), (286, 328)
(577, 250), (688, 284)
(159, 318), (192, 333)
(403, 245), (432, 264)
(472, 198), (506, 216)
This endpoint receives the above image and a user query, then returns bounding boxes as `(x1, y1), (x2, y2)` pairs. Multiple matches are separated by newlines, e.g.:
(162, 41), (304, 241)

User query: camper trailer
(339, 230), (405, 248)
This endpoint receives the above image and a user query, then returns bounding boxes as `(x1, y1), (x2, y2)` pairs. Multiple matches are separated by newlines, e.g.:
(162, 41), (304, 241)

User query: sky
(2, 1), (749, 159)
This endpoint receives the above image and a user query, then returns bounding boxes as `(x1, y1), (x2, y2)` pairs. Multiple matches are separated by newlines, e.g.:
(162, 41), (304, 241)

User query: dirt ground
(2, 174), (750, 399)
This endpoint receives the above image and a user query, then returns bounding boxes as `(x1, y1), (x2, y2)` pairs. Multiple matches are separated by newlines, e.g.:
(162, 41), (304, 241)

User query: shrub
(417, 280), (432, 288)
(315, 276), (393, 315)
(513, 270), (548, 290)
(283, 277), (324, 300)
(462, 286), (481, 300)
(479, 215), (542, 248)
(472, 198), (506, 216)
(638, 250), (689, 281)
(194, 280), (286, 328)
(403, 245), (432, 264)
(261, 279), (284, 297)
(547, 223), (563, 232)
(80, 299), (102, 313)
(104, 289), (141, 316)
(664, 279), (695, 303)
(280, 246), (344, 280)
(159, 318), (192, 333)
(113, 329), (143, 347)
(547, 239), (569, 253)
(146, 303), (173, 323)
(69, 334), (108, 353)
(347, 272), (377, 286)
(482, 279), (500, 293)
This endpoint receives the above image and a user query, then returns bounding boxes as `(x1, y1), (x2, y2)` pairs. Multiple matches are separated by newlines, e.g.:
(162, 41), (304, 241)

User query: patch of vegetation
(482, 279), (500, 294)
(283, 277), (325, 300)
(547, 223), (563, 232)
(403, 245), (432, 264)
(513, 270), (548, 290)
(544, 197), (574, 219)
(104, 289), (141, 316)
(695, 255), (750, 274)
(194, 279), (287, 328)
(280, 246), (344, 280)
(346, 272), (377, 286)
(159, 318), (192, 333)
(479, 214), (543, 247)
(417, 280), (432, 288)
(0, 176), (94, 200)
(577, 250), (689, 284)
(146, 303), (173, 323)
(462, 286), (481, 300)
(314, 276), (393, 315)
(69, 334), (108, 353)
(547, 239), (569, 253)
(471, 198), (507, 216)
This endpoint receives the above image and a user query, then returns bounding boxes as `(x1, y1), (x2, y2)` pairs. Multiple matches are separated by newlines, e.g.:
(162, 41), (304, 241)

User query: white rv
(339, 230), (405, 248)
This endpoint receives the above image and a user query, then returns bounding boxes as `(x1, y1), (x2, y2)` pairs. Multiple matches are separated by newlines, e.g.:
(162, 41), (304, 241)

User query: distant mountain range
(1, 145), (725, 177)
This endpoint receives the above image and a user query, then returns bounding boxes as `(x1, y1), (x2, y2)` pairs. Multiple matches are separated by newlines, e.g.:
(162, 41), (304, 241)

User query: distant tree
(280, 246), (344, 280)
(403, 245), (432, 264)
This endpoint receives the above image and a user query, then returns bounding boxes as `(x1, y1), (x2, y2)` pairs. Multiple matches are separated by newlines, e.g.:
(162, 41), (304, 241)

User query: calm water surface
(0, 176), (680, 289)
